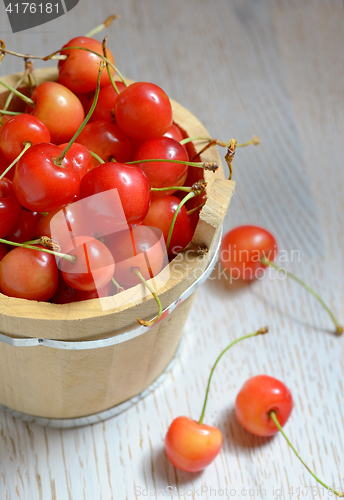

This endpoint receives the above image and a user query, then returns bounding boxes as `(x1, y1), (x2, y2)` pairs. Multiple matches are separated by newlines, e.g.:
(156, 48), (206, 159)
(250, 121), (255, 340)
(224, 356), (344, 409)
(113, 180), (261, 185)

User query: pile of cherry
(1, 19), (343, 495)
(0, 33), (208, 313)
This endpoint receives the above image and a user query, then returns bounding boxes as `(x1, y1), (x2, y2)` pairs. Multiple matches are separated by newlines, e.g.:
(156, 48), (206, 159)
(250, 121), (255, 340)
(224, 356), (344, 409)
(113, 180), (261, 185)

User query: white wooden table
(0, 1), (343, 498)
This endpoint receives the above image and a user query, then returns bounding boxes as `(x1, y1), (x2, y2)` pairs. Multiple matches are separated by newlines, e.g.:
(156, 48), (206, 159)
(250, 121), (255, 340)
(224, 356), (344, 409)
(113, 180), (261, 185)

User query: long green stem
(85, 14), (121, 38)
(198, 327), (268, 425)
(127, 158), (218, 172)
(0, 142), (31, 181)
(54, 63), (105, 164)
(270, 411), (343, 497)
(0, 46), (65, 60)
(180, 135), (260, 147)
(0, 80), (34, 107)
(261, 258), (343, 336)
(0, 110), (21, 116)
(0, 238), (75, 263)
(0, 70), (28, 119)
(102, 36), (119, 94)
(132, 268), (162, 327)
(151, 186), (192, 193)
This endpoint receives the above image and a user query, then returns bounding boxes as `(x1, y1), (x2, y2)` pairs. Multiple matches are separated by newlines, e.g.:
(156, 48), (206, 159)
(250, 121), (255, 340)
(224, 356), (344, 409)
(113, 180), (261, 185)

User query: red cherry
(0, 245), (58, 301)
(235, 375), (293, 437)
(80, 162), (151, 226)
(26, 81), (85, 144)
(165, 417), (222, 472)
(0, 178), (23, 238)
(6, 209), (42, 243)
(50, 271), (75, 304)
(87, 82), (126, 122)
(133, 137), (188, 198)
(59, 236), (115, 292)
(13, 143), (80, 213)
(0, 114), (50, 163)
(219, 225), (278, 281)
(105, 226), (166, 288)
(58, 37), (115, 94)
(114, 82), (173, 141)
(76, 121), (131, 166)
(57, 143), (93, 178)
(164, 123), (185, 143)
(74, 280), (113, 301)
(142, 196), (193, 254)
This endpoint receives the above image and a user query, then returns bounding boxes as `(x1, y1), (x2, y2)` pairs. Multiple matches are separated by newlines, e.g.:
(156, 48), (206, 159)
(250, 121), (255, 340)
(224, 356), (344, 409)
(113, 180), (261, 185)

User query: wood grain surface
(0, 0), (343, 499)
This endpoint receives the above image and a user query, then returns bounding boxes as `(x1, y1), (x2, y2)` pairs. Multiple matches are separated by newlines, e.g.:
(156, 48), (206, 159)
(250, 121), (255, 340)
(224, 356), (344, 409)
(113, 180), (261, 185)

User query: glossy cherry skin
(0, 245), (58, 301)
(87, 82), (126, 122)
(0, 114), (50, 163)
(114, 82), (173, 141)
(219, 225), (278, 281)
(13, 143), (80, 213)
(58, 143), (93, 178)
(0, 178), (23, 238)
(235, 375), (293, 437)
(76, 121), (132, 166)
(59, 236), (115, 292)
(165, 417), (223, 472)
(142, 196), (193, 254)
(50, 272), (113, 304)
(80, 162), (151, 226)
(58, 36), (115, 94)
(26, 81), (85, 144)
(164, 123), (185, 143)
(6, 209), (42, 244)
(105, 226), (166, 288)
(134, 137), (188, 198)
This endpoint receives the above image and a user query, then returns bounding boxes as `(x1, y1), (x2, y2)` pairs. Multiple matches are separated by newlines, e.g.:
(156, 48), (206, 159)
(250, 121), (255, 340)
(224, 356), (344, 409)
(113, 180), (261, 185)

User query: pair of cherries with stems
(165, 328), (344, 497)
(219, 225), (343, 336)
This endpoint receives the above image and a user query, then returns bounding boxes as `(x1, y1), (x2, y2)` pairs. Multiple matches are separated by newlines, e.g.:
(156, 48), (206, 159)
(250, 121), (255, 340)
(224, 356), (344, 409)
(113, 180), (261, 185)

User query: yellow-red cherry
(235, 375), (293, 437)
(165, 416), (222, 472)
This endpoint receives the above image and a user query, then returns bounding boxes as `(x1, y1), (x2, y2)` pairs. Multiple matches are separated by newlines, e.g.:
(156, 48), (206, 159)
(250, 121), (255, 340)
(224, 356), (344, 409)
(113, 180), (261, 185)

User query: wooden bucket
(0, 69), (235, 426)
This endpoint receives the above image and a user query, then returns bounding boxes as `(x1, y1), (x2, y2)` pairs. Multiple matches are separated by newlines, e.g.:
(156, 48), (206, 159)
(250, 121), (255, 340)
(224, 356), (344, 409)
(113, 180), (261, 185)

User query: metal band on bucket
(0, 231), (221, 351)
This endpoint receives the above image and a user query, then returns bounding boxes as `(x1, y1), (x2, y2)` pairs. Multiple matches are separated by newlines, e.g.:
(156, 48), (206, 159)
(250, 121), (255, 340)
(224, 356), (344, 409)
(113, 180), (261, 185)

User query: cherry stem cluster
(0, 63), (34, 121)
(0, 79), (34, 107)
(269, 411), (344, 497)
(132, 268), (162, 327)
(198, 327), (269, 425)
(261, 257), (343, 335)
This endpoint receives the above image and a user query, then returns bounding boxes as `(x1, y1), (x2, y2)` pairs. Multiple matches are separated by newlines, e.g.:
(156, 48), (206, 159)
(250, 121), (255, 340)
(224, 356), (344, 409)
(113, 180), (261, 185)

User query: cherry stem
(0, 65), (32, 119)
(151, 186), (192, 193)
(127, 158), (218, 172)
(102, 36), (119, 95)
(0, 79), (34, 107)
(0, 238), (75, 263)
(269, 411), (344, 497)
(198, 327), (268, 425)
(0, 110), (20, 115)
(187, 202), (206, 216)
(224, 139), (237, 180)
(0, 39), (5, 65)
(44, 46), (128, 87)
(0, 46), (65, 60)
(111, 277), (124, 293)
(85, 14), (121, 38)
(166, 191), (196, 253)
(0, 141), (32, 181)
(132, 268), (162, 327)
(54, 63), (105, 165)
(261, 257), (343, 336)
(180, 135), (260, 147)
(89, 151), (105, 164)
